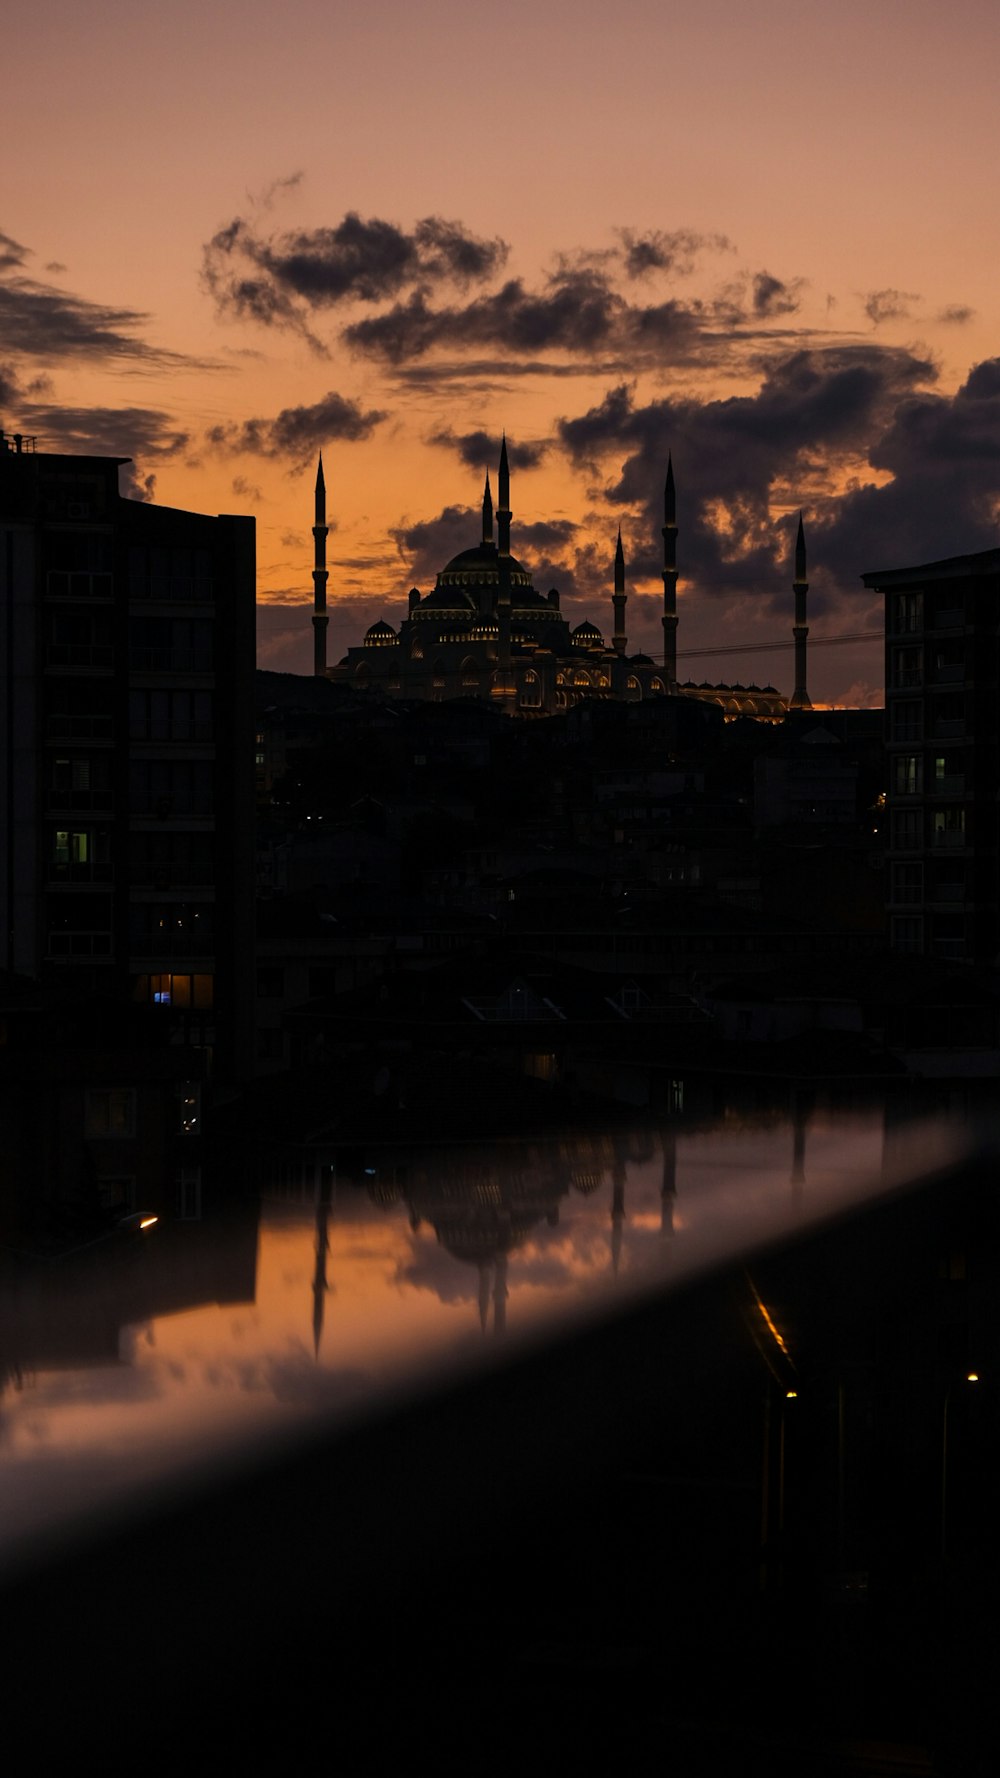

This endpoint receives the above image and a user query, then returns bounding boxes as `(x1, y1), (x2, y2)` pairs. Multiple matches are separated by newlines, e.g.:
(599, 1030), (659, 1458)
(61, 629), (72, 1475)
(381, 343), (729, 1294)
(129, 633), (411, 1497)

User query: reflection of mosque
(368, 1130), (675, 1333)
(295, 1104), (819, 1353)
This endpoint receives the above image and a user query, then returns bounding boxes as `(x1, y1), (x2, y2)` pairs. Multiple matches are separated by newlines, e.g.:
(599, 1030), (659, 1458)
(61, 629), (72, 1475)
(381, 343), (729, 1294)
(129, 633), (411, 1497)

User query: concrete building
(863, 546), (1000, 964)
(0, 431), (256, 1079)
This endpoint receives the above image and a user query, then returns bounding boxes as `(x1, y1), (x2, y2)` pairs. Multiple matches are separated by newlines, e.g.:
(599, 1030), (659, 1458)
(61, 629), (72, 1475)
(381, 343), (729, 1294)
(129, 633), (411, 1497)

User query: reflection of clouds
(398, 1246), (477, 1306)
(0, 1113), (912, 1562)
(12, 1364), (163, 1414)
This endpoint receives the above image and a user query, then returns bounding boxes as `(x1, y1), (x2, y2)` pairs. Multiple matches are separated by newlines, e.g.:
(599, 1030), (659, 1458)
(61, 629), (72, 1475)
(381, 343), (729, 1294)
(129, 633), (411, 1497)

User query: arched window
(651, 677), (665, 696)
(625, 675), (642, 701)
(520, 669), (542, 708)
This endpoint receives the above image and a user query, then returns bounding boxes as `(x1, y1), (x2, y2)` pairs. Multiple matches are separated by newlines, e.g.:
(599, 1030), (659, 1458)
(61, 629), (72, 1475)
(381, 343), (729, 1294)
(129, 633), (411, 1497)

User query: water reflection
(0, 1107), (964, 1567)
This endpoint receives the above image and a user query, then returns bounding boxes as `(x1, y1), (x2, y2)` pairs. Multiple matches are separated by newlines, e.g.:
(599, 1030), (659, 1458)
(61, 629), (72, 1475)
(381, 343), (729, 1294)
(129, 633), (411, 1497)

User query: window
(891, 862), (923, 905)
(890, 701), (922, 743)
(891, 915), (923, 955)
(97, 1176), (135, 1212)
(129, 616), (214, 672)
(890, 591), (922, 635)
(137, 972), (213, 1008)
(932, 808), (966, 848)
(892, 755), (922, 796)
(85, 1089), (136, 1138)
(176, 1165), (202, 1221)
(129, 759), (214, 817)
(892, 646), (922, 689)
(891, 808), (922, 850)
(128, 903), (214, 956)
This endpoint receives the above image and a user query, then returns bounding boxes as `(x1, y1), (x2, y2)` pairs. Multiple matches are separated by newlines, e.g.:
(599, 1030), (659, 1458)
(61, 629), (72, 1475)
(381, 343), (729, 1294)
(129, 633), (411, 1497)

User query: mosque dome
(572, 620), (604, 647)
(364, 620), (398, 646)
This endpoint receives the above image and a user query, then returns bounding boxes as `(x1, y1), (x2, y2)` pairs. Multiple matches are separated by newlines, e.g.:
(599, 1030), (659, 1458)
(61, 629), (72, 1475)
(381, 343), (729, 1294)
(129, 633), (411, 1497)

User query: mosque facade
(315, 439), (810, 721)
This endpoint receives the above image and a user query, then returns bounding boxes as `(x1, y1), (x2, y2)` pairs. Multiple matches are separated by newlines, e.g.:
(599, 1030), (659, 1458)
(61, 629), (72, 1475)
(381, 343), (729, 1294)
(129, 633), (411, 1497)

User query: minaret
(312, 453), (329, 677)
(482, 471), (494, 545)
(497, 434), (511, 559)
(492, 435), (517, 707)
(662, 454), (678, 685)
(789, 513), (811, 709)
(612, 527), (627, 655)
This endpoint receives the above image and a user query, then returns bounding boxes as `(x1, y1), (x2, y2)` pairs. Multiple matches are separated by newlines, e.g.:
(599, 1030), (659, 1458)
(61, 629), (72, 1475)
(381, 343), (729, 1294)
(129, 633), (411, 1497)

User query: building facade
(320, 440), (806, 722)
(863, 547), (1000, 964)
(0, 433), (256, 1078)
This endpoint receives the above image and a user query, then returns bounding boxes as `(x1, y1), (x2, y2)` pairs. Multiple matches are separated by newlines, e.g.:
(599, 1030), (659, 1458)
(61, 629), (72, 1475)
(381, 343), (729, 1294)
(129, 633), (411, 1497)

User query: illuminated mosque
(313, 439), (811, 721)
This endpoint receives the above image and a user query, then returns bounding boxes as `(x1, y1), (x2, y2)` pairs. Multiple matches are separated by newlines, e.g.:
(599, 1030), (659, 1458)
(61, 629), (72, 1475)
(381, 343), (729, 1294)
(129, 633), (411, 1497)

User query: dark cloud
(344, 268), (707, 366)
(231, 474), (263, 503)
(937, 304), (975, 325)
(0, 244), (198, 367)
(557, 343), (939, 616)
(428, 427), (547, 472)
(394, 357), (632, 384)
(618, 228), (732, 279)
(863, 288), (920, 326)
(0, 231), (29, 273)
(822, 356), (1000, 573)
(389, 504), (478, 584)
(206, 389), (387, 466)
(752, 271), (804, 318)
(203, 209), (509, 342)
(14, 402), (189, 493)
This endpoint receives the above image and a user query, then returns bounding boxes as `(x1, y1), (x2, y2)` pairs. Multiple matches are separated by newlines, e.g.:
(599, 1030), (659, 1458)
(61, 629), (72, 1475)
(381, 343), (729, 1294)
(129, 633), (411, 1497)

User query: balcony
(130, 865), (215, 890)
(47, 930), (114, 959)
(46, 571), (113, 601)
(49, 862), (115, 885)
(930, 775), (965, 796)
(932, 608), (965, 630)
(46, 645), (113, 669)
(47, 789), (113, 813)
(46, 715), (114, 743)
(130, 933), (215, 960)
(931, 828), (967, 849)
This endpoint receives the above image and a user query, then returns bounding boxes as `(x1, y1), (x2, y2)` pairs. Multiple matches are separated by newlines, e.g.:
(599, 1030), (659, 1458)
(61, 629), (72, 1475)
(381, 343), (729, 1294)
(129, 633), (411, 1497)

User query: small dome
(572, 621), (604, 647)
(364, 620), (398, 646)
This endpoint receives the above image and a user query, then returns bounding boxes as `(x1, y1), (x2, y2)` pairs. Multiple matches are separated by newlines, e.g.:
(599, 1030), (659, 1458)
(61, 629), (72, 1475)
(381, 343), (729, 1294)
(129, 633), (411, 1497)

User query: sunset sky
(3, 0), (999, 703)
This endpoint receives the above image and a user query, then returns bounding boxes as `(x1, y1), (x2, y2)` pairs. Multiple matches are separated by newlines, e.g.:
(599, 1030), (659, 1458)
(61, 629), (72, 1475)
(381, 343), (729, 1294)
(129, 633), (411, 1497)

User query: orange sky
(3, 0), (999, 702)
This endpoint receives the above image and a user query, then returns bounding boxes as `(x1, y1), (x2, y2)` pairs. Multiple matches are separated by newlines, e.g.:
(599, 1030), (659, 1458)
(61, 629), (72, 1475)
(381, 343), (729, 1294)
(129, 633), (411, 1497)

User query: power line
(677, 629), (881, 660)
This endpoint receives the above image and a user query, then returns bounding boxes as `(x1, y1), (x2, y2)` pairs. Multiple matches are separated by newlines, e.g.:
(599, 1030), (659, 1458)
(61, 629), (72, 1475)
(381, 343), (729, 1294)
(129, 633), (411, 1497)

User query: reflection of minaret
(789, 513), (811, 710)
(312, 453), (329, 678)
(493, 1251), (508, 1337)
(478, 1262), (491, 1333)
(662, 455), (678, 686)
(661, 1127), (677, 1237)
(790, 1094), (807, 1196)
(612, 527), (627, 655)
(311, 1167), (333, 1359)
(611, 1159), (626, 1275)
